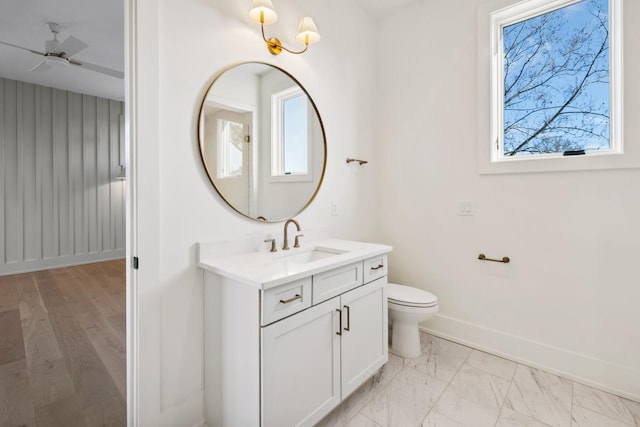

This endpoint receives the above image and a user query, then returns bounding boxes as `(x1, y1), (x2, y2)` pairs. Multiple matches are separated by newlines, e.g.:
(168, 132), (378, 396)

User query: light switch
(457, 200), (475, 216)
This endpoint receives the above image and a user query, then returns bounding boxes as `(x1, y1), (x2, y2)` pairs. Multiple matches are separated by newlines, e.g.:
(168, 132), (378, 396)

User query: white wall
(0, 77), (125, 275)
(131, 0), (378, 425)
(375, 0), (640, 400)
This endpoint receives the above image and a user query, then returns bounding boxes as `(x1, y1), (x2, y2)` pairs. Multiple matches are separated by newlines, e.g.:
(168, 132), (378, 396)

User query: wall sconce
(248, 0), (320, 55)
(116, 164), (126, 180)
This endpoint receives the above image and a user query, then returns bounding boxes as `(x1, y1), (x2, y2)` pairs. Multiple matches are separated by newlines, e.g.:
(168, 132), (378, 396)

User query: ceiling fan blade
(29, 60), (53, 73)
(54, 35), (87, 57)
(69, 59), (124, 79)
(0, 40), (45, 56)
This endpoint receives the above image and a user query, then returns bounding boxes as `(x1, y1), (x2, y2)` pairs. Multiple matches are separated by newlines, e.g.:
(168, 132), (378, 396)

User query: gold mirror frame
(197, 62), (326, 222)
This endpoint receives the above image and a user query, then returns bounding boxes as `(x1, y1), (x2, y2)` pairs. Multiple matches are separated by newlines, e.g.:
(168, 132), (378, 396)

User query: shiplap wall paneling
(69, 91), (84, 256)
(3, 79), (22, 264)
(111, 110), (125, 251)
(83, 94), (97, 255)
(0, 77), (125, 275)
(53, 87), (70, 257)
(0, 80), (4, 266)
(0, 78), (5, 265)
(24, 83), (38, 261)
(41, 86), (55, 259)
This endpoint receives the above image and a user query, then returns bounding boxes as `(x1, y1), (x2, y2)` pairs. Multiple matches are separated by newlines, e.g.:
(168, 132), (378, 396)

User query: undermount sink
(278, 246), (348, 264)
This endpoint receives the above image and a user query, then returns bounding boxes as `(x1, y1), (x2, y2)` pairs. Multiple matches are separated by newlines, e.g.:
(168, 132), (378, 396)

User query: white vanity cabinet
(262, 275), (387, 427)
(200, 239), (392, 427)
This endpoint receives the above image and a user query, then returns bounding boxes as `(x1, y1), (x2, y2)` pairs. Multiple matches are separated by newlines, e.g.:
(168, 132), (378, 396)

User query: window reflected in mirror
(271, 87), (310, 178)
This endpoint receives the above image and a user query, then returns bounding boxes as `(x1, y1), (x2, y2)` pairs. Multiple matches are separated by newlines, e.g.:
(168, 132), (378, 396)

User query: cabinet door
(340, 277), (388, 398)
(262, 297), (341, 427)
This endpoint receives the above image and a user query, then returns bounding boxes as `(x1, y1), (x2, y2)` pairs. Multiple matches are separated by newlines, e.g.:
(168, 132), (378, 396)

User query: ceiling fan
(0, 22), (123, 79)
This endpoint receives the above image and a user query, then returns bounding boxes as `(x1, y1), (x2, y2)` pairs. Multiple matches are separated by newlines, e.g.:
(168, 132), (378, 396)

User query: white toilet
(388, 283), (438, 358)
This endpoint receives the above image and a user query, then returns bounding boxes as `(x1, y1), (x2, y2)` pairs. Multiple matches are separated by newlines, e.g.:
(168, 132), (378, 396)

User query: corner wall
(132, 0), (378, 425)
(374, 0), (640, 400)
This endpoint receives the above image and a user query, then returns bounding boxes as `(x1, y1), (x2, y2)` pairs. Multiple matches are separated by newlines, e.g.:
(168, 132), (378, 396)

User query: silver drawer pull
(279, 294), (302, 304)
(371, 264), (384, 271)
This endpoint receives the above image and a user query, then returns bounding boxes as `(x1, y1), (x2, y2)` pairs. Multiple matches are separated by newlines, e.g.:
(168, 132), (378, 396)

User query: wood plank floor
(0, 260), (126, 427)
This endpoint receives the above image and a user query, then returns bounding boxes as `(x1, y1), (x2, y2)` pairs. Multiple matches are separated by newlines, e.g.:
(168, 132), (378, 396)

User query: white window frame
(270, 86), (313, 182)
(477, 0), (633, 174)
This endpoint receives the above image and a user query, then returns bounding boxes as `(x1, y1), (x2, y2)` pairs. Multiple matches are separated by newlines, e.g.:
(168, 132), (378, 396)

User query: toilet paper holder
(346, 158), (368, 165)
(478, 253), (510, 263)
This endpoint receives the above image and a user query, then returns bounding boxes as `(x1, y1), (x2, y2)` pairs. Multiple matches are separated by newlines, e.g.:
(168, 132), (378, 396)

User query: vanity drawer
(312, 262), (363, 305)
(363, 255), (387, 284)
(262, 277), (312, 326)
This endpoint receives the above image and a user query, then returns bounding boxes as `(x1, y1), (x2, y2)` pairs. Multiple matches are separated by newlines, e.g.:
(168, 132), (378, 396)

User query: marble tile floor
(315, 333), (640, 427)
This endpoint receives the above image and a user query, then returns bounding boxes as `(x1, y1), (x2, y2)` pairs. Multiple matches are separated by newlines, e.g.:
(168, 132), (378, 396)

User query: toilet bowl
(388, 283), (438, 358)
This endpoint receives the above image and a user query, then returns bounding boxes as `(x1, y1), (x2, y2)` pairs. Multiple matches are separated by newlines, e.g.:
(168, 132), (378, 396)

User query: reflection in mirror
(271, 86), (310, 178)
(198, 62), (326, 222)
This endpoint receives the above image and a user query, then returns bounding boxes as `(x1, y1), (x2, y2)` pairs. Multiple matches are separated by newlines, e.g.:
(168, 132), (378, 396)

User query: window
(487, 0), (623, 167)
(216, 118), (244, 178)
(271, 86), (312, 181)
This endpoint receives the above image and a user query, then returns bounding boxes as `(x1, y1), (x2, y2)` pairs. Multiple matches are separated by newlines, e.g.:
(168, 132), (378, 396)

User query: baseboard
(159, 390), (205, 427)
(420, 314), (640, 402)
(0, 250), (126, 276)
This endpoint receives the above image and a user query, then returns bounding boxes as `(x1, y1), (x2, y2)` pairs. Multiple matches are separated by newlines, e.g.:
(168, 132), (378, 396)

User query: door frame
(124, 0), (138, 423)
(124, 0), (146, 427)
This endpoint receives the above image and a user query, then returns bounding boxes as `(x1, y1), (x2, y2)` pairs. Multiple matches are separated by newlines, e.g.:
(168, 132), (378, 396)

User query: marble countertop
(198, 239), (392, 290)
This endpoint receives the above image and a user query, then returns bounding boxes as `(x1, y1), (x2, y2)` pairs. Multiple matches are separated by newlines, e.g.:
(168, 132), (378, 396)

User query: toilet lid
(388, 283), (438, 307)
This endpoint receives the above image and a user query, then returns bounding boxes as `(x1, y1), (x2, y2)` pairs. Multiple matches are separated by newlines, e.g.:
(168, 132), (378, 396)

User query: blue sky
(283, 94), (308, 173)
(502, 0), (610, 156)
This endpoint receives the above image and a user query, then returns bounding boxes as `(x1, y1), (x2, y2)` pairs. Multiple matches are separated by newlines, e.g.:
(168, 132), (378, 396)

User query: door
(340, 277), (388, 398)
(202, 108), (252, 214)
(261, 298), (341, 427)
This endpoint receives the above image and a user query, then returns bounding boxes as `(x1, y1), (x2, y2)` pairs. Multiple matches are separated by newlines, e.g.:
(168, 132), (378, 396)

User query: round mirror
(198, 62), (326, 222)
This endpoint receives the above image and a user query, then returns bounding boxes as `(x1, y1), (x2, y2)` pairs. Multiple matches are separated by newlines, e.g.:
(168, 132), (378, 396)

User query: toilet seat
(388, 283), (438, 308)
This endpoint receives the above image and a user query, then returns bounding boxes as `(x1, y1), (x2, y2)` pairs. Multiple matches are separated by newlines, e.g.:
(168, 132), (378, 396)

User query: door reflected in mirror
(198, 62), (326, 222)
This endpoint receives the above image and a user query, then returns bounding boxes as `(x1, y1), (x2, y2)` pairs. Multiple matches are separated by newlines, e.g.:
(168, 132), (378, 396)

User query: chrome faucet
(282, 219), (303, 250)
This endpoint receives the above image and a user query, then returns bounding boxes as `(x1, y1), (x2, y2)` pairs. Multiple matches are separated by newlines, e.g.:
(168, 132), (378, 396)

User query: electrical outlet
(331, 199), (338, 216)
